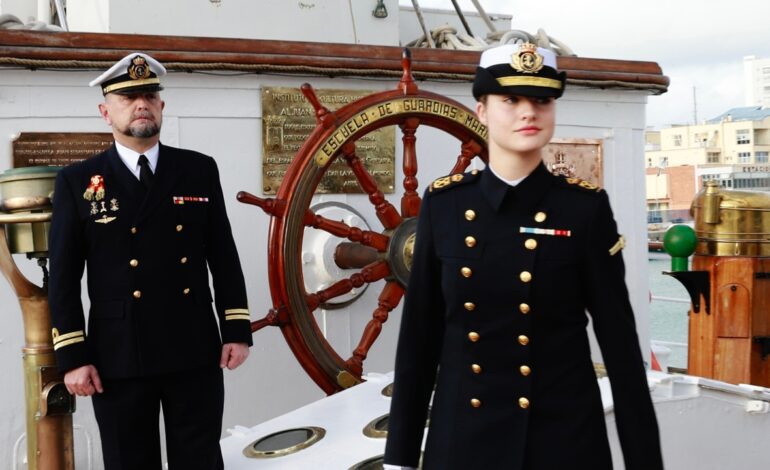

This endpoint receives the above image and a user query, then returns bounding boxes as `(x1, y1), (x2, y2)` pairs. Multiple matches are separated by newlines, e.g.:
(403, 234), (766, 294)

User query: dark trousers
(92, 366), (224, 470)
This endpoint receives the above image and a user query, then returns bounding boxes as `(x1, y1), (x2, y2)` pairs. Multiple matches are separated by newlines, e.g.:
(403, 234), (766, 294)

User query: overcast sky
(400, 0), (770, 129)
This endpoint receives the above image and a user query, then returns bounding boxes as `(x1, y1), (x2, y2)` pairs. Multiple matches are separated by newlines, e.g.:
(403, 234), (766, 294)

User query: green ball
(663, 224), (697, 258)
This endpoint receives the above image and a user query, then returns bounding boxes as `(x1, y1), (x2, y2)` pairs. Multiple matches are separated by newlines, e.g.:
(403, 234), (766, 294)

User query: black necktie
(138, 154), (154, 190)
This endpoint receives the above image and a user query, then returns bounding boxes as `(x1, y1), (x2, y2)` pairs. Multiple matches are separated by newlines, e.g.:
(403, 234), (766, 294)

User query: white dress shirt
(114, 140), (159, 180)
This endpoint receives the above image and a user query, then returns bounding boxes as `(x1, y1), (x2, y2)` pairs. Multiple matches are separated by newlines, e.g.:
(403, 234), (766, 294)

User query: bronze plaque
(543, 138), (603, 185)
(262, 87), (395, 194)
(12, 132), (113, 168)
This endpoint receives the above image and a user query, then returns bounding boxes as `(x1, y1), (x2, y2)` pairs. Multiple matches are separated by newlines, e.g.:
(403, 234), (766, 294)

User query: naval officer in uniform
(48, 53), (252, 470)
(384, 43), (664, 469)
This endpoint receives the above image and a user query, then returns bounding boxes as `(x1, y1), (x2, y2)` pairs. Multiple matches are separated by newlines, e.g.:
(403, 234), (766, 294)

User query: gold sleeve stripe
(225, 314), (251, 321)
(53, 336), (85, 351)
(225, 308), (249, 315)
(609, 235), (626, 256)
(495, 76), (563, 89)
(52, 330), (85, 344)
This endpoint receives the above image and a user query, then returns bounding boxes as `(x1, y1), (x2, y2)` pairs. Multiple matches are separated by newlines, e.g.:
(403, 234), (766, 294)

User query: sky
(399, 0), (770, 129)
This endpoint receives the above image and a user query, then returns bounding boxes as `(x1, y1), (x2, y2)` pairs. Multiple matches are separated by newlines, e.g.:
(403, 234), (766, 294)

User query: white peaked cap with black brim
(89, 52), (166, 96)
(472, 43), (566, 100)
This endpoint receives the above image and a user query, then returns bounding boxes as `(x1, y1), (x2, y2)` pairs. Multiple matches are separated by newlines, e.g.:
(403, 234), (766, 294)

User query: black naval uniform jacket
(48, 143), (252, 378)
(385, 164), (663, 470)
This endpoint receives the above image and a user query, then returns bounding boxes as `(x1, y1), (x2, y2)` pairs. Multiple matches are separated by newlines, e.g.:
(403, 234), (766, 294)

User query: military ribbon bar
(519, 227), (571, 237)
(173, 196), (210, 205)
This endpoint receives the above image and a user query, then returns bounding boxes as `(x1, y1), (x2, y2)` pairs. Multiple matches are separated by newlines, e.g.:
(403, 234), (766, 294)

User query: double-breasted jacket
(385, 163), (663, 469)
(48, 144), (252, 378)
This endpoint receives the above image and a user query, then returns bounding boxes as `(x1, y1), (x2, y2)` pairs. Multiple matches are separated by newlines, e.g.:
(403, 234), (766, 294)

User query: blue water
(648, 256), (690, 369)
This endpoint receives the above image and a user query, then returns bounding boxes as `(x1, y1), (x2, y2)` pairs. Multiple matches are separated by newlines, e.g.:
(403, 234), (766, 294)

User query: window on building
(693, 133), (708, 146)
(707, 152), (720, 163)
(647, 158), (653, 167)
(737, 129), (751, 144)
(658, 156), (668, 167)
(757, 151), (769, 163)
(738, 152), (752, 163)
(672, 134), (682, 147)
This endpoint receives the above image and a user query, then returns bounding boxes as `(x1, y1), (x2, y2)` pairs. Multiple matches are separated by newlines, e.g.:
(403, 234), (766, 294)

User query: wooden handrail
(0, 30), (669, 93)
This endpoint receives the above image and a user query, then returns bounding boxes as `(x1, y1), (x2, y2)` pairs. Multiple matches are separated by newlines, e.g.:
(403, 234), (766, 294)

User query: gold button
(461, 267), (472, 278)
(464, 302), (476, 311)
(465, 236), (477, 248)
(524, 238), (537, 250)
(130, 227), (138, 234)
(132, 290), (142, 299)
(518, 335), (529, 346)
(464, 209), (476, 221)
(470, 398), (481, 408)
(471, 364), (482, 374)
(519, 271), (532, 283)
(183, 288), (191, 295)
(176, 224), (184, 232)
(519, 303), (530, 314)
(180, 257), (188, 264)
(518, 397), (530, 409)
(468, 331), (480, 342)
(534, 212), (546, 223)
(129, 259), (139, 267)
(520, 365), (531, 376)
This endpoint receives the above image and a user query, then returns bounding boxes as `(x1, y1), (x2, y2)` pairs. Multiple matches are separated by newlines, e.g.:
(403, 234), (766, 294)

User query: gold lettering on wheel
(314, 98), (488, 167)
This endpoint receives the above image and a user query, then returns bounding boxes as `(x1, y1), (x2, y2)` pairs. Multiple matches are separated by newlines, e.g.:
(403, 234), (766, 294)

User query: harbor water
(648, 255), (690, 370)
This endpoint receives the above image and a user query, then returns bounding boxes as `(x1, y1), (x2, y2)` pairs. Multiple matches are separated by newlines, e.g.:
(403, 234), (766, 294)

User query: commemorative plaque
(543, 138), (603, 186)
(12, 132), (113, 168)
(262, 87), (395, 194)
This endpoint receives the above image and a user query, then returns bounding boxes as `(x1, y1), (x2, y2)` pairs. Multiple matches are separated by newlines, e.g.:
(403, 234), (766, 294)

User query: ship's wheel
(238, 50), (488, 394)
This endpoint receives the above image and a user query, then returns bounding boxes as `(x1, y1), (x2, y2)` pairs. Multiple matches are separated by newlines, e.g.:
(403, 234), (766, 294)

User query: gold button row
(519, 271), (532, 283)
(468, 331), (480, 342)
(461, 267), (472, 278)
(176, 224), (184, 232)
(465, 209), (476, 221)
(519, 303), (530, 314)
(181, 257), (188, 264)
(469, 397), (530, 409)
(465, 236), (476, 248)
(520, 365), (531, 376)
(534, 212), (546, 223)
(524, 238), (537, 250)
(133, 290), (142, 299)
(129, 259), (139, 268)
(518, 335), (529, 346)
(464, 302), (476, 311)
(471, 364), (482, 374)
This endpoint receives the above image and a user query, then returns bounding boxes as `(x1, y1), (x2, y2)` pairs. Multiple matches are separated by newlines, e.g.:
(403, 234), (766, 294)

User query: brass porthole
(242, 426), (326, 458)
(362, 414), (389, 438)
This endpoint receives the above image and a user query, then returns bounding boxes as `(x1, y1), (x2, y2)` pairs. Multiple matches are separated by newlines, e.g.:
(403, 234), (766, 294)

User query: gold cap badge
(127, 55), (152, 80)
(511, 43), (544, 74)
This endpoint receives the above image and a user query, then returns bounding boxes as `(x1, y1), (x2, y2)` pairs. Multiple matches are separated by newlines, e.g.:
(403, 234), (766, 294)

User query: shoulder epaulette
(429, 169), (480, 193)
(558, 176), (602, 193)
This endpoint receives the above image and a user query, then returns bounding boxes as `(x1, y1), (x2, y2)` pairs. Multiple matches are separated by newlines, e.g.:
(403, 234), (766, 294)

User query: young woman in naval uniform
(384, 43), (664, 470)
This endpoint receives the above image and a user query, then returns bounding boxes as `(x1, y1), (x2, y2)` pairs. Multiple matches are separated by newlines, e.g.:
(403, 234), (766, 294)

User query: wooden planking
(714, 338), (751, 384)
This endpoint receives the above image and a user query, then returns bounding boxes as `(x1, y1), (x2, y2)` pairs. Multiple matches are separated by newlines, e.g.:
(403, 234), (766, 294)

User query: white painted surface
(221, 371), (770, 469)
(65, 0), (400, 46)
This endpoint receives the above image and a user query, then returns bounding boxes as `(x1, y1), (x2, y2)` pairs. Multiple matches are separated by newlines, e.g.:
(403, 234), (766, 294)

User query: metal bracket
(663, 270), (711, 314)
(754, 337), (770, 361)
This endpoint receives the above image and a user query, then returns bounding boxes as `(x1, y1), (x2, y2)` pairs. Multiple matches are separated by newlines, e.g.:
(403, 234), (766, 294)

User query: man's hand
(64, 364), (104, 396)
(220, 342), (250, 370)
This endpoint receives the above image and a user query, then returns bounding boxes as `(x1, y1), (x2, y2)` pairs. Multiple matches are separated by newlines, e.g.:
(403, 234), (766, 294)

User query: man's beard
(119, 112), (161, 138)
(127, 120), (161, 138)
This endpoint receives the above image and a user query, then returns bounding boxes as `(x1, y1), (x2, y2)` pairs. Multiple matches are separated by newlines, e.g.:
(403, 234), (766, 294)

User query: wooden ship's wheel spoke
(240, 48), (488, 394)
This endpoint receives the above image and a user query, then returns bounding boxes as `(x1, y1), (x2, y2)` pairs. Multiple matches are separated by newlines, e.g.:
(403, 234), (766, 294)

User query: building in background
(744, 55), (770, 108)
(645, 106), (770, 222)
